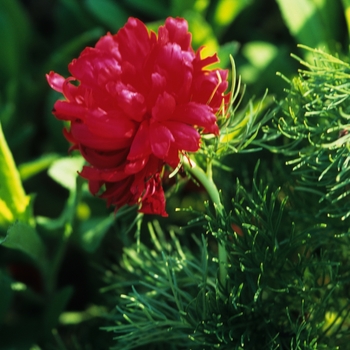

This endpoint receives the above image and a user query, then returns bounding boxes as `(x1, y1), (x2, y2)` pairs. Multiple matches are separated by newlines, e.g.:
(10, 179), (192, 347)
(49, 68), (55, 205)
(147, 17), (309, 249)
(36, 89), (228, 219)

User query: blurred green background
(0, 0), (349, 348)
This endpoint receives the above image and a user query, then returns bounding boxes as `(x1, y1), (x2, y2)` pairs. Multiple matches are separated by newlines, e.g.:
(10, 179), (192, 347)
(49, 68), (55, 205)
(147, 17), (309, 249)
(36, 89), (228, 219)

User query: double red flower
(47, 17), (229, 216)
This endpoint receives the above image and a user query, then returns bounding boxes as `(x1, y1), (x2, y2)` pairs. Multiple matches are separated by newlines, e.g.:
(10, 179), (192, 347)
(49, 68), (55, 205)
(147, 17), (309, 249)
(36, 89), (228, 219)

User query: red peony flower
(47, 17), (229, 216)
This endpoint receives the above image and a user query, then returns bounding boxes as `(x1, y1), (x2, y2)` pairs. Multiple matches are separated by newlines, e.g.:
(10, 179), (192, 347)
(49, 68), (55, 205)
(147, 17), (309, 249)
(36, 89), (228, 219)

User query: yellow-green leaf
(0, 124), (30, 226)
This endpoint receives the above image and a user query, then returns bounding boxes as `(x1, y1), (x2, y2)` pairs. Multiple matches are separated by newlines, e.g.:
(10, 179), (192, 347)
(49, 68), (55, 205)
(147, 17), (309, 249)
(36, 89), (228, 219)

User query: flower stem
(183, 158), (227, 287)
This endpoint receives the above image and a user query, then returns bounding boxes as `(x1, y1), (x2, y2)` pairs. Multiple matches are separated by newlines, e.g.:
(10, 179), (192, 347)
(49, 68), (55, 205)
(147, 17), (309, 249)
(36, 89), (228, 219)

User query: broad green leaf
(0, 124), (31, 226)
(48, 156), (85, 191)
(1, 222), (46, 265)
(85, 0), (129, 32)
(80, 214), (115, 252)
(276, 0), (341, 50)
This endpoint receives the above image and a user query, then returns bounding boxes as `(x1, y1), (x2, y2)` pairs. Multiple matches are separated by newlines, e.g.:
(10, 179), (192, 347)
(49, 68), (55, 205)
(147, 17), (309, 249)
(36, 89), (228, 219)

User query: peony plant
(47, 17), (229, 217)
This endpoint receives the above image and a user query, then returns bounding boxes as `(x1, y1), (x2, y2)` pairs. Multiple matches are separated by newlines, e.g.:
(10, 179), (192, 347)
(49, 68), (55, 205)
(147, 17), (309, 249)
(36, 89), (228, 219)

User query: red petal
(194, 47), (219, 71)
(125, 157), (149, 174)
(150, 123), (174, 159)
(115, 85), (146, 122)
(53, 100), (86, 121)
(79, 165), (128, 182)
(154, 43), (193, 101)
(151, 91), (176, 122)
(88, 179), (102, 195)
(71, 122), (131, 150)
(163, 121), (200, 152)
(117, 18), (152, 71)
(80, 146), (128, 169)
(159, 17), (192, 51)
(139, 174), (167, 217)
(172, 102), (219, 134)
(46, 72), (65, 93)
(83, 109), (136, 140)
(100, 177), (135, 207)
(127, 121), (152, 160)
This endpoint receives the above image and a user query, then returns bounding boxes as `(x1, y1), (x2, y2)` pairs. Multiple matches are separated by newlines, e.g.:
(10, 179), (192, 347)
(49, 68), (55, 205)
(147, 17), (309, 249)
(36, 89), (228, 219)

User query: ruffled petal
(139, 174), (167, 217)
(172, 102), (219, 134)
(115, 84), (146, 122)
(79, 165), (128, 182)
(53, 100), (86, 121)
(125, 156), (149, 175)
(46, 72), (65, 93)
(80, 146), (128, 169)
(159, 17), (192, 51)
(127, 120), (152, 160)
(151, 91), (176, 122)
(149, 122), (175, 159)
(82, 109), (136, 140)
(100, 177), (135, 207)
(117, 18), (152, 70)
(71, 122), (131, 150)
(163, 121), (200, 152)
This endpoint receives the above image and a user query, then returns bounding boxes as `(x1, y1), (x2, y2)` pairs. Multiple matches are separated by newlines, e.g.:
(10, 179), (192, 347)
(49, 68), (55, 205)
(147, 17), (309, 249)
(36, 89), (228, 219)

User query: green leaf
(276, 0), (341, 50)
(85, 0), (129, 31)
(185, 10), (219, 55)
(0, 123), (31, 227)
(341, 0), (350, 39)
(48, 156), (85, 191)
(1, 222), (46, 265)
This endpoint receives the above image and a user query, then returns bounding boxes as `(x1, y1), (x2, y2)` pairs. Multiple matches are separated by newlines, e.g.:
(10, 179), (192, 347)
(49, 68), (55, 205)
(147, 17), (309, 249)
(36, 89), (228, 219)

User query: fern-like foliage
(101, 171), (350, 349)
(274, 45), (350, 221)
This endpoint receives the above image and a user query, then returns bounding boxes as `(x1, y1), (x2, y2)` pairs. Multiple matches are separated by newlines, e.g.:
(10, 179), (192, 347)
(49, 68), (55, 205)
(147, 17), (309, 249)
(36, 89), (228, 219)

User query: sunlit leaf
(0, 124), (31, 226)
(342, 0), (350, 39)
(48, 156), (85, 191)
(276, 0), (342, 50)
(185, 10), (219, 56)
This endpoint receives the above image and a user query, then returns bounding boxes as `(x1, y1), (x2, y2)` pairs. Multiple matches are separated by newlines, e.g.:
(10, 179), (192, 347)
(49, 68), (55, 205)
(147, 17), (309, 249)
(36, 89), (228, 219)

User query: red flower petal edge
(47, 17), (229, 216)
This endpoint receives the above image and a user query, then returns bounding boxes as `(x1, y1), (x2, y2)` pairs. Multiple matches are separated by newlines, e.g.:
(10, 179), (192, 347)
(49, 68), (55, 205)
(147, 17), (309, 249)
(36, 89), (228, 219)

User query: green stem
(47, 176), (83, 294)
(183, 158), (227, 287)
